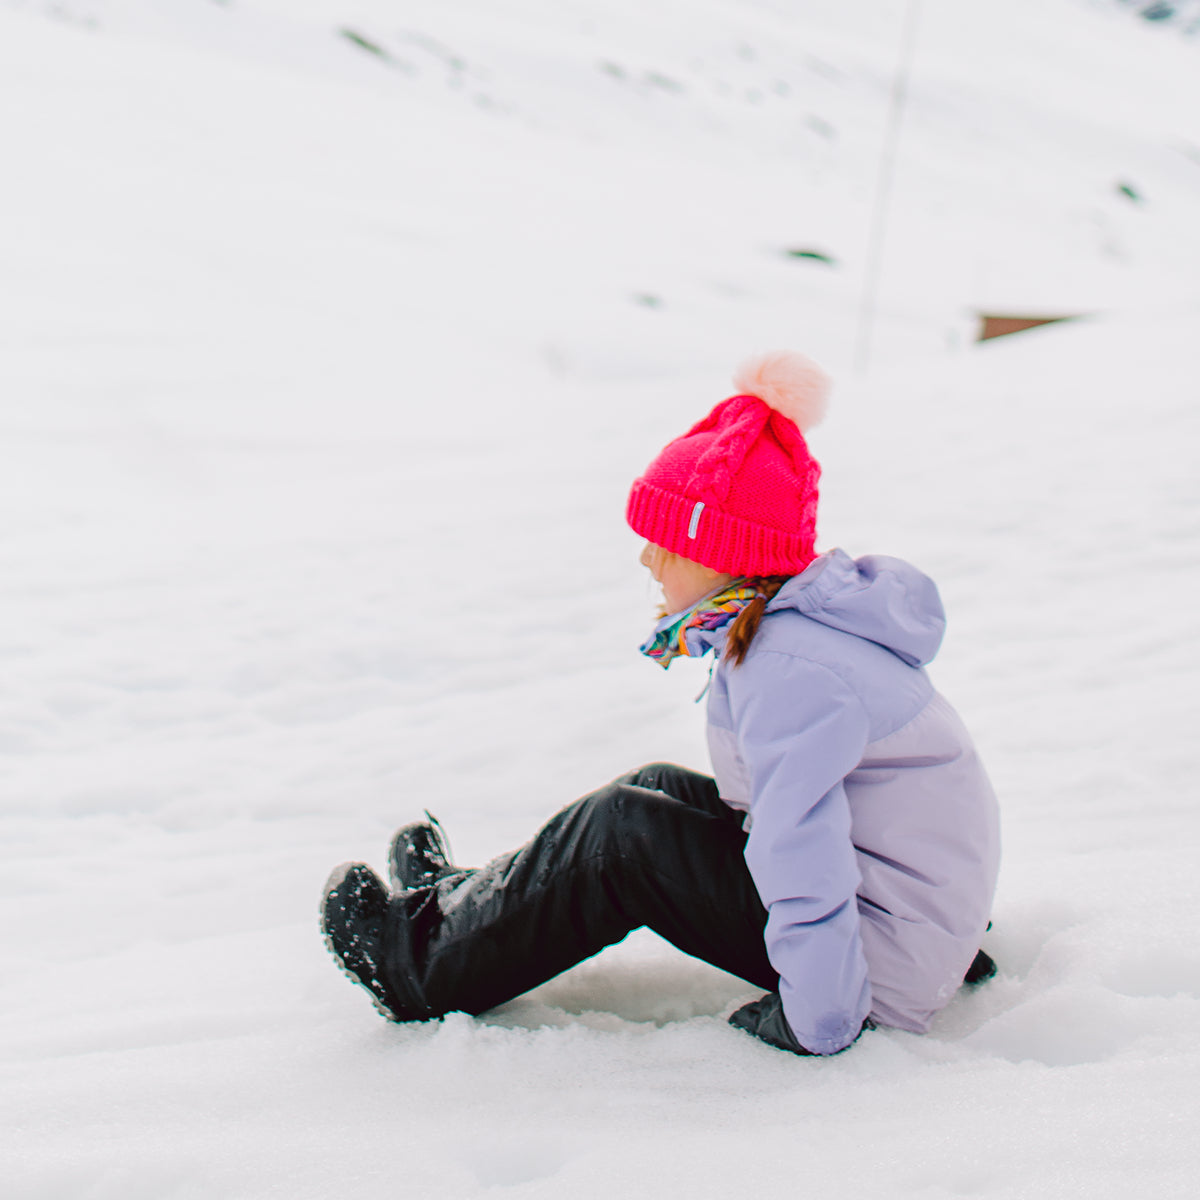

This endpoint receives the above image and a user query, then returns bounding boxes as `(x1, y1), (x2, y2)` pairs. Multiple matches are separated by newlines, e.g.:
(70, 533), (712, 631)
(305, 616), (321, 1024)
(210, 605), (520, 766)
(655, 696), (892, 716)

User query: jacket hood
(765, 549), (946, 667)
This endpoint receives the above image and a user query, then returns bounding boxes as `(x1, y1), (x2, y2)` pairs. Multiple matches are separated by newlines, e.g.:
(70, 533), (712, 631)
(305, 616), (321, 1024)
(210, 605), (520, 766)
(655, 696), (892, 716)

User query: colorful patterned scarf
(639, 581), (759, 668)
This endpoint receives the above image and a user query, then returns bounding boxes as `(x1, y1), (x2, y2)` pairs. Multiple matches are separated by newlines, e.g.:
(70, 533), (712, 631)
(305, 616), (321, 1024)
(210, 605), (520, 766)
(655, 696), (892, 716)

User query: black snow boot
(388, 812), (462, 890)
(321, 863), (435, 1022)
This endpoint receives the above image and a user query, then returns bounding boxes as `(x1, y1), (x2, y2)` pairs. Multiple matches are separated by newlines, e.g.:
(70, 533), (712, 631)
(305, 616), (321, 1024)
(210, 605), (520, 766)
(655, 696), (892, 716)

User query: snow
(1, 1), (1198, 1196)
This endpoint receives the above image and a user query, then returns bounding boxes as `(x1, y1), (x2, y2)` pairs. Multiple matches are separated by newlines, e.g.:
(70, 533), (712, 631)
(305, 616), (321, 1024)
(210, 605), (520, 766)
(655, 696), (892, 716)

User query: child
(321, 351), (1000, 1056)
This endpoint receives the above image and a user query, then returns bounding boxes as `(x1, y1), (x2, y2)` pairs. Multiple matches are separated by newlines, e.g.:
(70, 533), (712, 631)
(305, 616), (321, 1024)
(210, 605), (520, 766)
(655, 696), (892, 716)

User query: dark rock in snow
(785, 248), (837, 266)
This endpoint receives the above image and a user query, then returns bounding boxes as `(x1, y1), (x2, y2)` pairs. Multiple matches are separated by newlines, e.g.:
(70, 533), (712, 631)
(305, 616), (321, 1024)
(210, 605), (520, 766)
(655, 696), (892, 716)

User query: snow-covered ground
(2, 1), (1198, 1196)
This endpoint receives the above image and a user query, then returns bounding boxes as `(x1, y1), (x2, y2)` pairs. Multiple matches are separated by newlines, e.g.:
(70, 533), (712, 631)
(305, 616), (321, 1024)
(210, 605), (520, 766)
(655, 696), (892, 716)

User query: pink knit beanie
(626, 351), (830, 576)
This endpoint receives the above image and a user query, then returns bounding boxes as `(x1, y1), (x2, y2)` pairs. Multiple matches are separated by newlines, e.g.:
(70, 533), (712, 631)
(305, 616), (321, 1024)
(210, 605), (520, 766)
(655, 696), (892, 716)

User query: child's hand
(729, 992), (813, 1054)
(729, 993), (872, 1056)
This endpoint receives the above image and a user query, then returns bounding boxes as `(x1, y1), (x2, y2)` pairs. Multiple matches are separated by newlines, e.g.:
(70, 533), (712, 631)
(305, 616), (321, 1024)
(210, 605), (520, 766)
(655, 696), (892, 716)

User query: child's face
(640, 542), (733, 614)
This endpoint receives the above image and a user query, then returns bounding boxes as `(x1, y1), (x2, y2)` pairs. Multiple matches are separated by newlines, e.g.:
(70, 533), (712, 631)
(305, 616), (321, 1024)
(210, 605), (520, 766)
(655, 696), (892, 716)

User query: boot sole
(320, 862), (407, 1023)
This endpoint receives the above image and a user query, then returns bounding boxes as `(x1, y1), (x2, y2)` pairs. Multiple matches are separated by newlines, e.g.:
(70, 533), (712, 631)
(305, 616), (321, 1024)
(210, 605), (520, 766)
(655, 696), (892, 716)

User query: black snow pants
(380, 763), (779, 1019)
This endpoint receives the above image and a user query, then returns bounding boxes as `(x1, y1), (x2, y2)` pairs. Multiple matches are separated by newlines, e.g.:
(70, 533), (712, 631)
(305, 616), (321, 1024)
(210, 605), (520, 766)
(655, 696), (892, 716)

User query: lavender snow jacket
(695, 550), (1000, 1055)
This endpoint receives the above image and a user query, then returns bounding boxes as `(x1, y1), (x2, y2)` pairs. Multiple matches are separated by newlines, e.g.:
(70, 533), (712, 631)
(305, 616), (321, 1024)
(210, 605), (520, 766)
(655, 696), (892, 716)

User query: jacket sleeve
(726, 650), (872, 1054)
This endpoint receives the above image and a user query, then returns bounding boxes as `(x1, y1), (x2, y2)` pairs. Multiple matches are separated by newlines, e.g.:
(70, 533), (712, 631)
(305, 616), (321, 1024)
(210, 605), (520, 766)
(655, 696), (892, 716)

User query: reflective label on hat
(687, 501), (705, 539)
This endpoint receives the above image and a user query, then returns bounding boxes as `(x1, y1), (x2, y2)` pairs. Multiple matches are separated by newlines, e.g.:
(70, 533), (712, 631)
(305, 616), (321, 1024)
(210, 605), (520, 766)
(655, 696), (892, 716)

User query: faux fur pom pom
(732, 351), (831, 433)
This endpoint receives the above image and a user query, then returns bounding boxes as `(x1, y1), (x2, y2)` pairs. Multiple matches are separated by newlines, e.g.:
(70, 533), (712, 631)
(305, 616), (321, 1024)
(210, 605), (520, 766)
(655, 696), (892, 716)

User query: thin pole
(855, 0), (923, 374)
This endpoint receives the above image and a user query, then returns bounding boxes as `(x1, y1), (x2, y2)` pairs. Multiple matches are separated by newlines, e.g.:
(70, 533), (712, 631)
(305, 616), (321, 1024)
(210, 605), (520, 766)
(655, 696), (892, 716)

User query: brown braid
(724, 576), (790, 667)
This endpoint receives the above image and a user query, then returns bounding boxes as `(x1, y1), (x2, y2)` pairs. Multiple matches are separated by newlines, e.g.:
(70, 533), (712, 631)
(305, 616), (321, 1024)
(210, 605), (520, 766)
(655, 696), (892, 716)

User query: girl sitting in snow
(320, 351), (1000, 1056)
